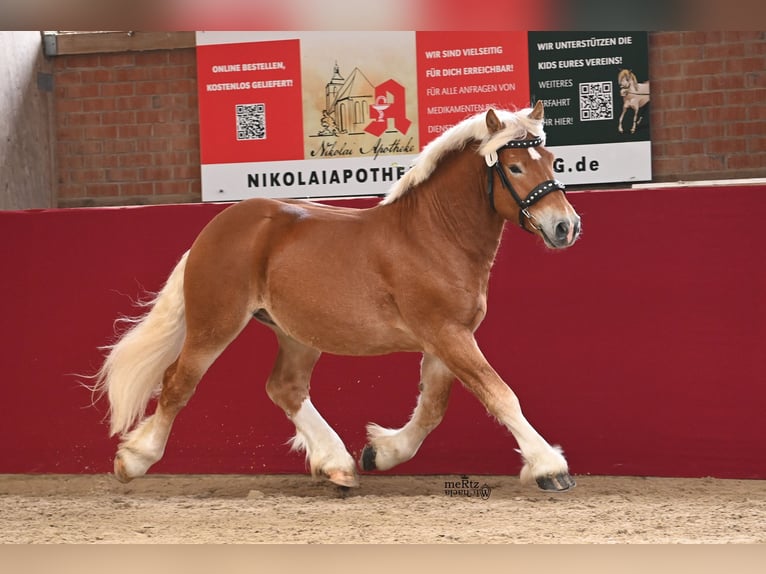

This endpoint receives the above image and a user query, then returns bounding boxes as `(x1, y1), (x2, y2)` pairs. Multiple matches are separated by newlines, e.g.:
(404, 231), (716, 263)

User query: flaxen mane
(381, 107), (546, 205)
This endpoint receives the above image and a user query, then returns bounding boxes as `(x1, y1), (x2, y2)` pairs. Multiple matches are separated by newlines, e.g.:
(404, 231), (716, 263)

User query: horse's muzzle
(547, 215), (581, 249)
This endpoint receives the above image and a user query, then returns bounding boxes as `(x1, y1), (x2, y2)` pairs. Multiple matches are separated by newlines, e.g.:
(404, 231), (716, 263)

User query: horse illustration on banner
(617, 69), (650, 134)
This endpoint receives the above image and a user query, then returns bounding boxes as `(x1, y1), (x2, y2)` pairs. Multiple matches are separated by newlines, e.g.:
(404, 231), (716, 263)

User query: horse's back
(191, 197), (372, 253)
(186, 197), (375, 291)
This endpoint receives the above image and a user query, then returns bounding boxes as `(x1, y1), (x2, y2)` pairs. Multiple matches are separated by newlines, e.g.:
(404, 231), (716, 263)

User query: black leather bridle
(485, 136), (567, 233)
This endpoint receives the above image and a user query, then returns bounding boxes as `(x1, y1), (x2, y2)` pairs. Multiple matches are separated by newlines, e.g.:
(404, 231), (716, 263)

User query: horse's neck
(387, 149), (505, 266)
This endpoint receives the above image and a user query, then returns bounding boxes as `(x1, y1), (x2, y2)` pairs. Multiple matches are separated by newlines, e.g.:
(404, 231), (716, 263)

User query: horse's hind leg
(361, 353), (454, 472)
(114, 345), (216, 481)
(114, 291), (252, 482)
(114, 323), (249, 482)
(266, 331), (358, 487)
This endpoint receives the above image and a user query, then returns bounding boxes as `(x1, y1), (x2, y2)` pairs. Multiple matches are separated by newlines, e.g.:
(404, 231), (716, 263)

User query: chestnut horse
(94, 101), (581, 492)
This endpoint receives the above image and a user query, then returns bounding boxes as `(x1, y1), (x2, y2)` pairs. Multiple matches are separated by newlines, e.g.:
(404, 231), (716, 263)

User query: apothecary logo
(444, 475), (492, 500)
(309, 62), (414, 159)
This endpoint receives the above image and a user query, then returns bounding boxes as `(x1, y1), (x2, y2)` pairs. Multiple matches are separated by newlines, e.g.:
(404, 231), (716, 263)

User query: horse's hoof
(360, 445), (377, 471)
(327, 469), (359, 488)
(535, 472), (576, 492)
(113, 454), (133, 484)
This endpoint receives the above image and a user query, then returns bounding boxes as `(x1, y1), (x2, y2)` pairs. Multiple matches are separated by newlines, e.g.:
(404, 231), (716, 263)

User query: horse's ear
(486, 109), (503, 134)
(528, 100), (544, 121)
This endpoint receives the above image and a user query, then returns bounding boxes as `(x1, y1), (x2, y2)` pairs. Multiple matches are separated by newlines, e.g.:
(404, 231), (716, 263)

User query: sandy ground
(0, 473), (764, 544)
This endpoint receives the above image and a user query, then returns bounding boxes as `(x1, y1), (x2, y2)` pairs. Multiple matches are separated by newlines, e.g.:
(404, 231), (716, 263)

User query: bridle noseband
(485, 136), (566, 233)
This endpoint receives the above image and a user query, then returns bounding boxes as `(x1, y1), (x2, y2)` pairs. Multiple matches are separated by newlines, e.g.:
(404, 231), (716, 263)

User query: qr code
(579, 82), (613, 121)
(236, 103), (266, 141)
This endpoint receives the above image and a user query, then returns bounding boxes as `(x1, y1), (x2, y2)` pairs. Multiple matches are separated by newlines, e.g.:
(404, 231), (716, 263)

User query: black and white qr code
(578, 82), (613, 121)
(236, 103), (266, 141)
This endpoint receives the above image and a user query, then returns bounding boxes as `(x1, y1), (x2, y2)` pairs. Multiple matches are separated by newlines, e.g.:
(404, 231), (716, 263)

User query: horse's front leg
(361, 353), (454, 472)
(434, 329), (575, 492)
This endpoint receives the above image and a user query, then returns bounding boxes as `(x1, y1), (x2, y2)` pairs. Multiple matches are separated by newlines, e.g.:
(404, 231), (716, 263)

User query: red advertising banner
(197, 39), (304, 164)
(416, 31), (529, 140)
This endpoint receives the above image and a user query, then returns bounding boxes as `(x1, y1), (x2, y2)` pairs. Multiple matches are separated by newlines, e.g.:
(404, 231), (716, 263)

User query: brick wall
(52, 32), (765, 208)
(54, 49), (200, 207)
(649, 31), (765, 182)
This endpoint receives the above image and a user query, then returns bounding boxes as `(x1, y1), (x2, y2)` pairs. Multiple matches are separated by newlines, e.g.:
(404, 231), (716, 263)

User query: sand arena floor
(0, 473), (764, 544)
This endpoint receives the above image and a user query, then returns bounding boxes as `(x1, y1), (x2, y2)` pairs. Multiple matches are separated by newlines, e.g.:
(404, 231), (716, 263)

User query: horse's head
(617, 69), (636, 89)
(484, 102), (581, 249)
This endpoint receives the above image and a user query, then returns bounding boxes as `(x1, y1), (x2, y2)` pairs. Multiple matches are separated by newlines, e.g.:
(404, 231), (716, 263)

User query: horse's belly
(300, 328), (421, 356)
(266, 299), (421, 356)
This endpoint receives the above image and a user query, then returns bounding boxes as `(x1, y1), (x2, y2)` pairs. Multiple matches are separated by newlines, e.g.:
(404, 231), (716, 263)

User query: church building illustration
(319, 62), (376, 135)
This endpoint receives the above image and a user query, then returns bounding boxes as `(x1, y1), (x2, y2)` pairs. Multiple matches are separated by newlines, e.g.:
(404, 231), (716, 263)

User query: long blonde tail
(94, 251), (189, 437)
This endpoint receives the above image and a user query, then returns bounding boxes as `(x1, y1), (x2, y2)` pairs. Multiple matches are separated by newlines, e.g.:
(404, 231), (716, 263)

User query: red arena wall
(1, 185), (765, 479)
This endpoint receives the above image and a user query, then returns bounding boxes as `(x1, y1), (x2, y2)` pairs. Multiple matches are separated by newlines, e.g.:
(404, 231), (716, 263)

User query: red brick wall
(52, 32), (765, 208)
(54, 49), (200, 207)
(649, 31), (765, 181)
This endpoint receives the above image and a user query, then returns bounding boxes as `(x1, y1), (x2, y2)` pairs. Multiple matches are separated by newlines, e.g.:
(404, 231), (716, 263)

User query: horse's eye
(509, 164), (522, 174)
